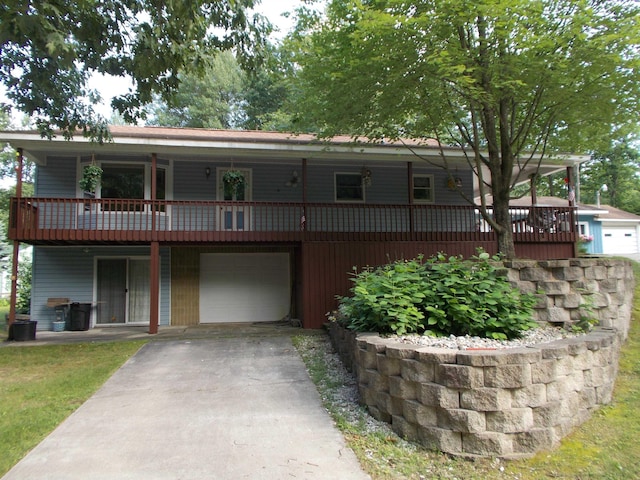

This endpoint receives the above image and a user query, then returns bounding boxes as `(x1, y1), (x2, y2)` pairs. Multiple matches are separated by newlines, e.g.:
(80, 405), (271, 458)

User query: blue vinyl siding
(36, 156), (77, 196)
(31, 246), (171, 330)
(38, 156), (474, 206)
(578, 214), (604, 254)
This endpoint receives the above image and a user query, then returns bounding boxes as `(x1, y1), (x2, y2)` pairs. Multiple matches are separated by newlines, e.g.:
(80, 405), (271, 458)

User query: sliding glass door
(96, 258), (151, 324)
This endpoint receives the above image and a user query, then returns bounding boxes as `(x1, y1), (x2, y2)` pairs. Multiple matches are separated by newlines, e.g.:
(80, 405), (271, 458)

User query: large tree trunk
(493, 192), (516, 259)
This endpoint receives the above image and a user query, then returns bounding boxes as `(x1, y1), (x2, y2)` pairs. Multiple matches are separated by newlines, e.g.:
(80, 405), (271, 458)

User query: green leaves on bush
(338, 251), (538, 339)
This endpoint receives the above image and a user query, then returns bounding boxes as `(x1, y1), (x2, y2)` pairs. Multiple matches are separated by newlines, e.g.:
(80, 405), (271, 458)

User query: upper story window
(98, 163), (166, 201)
(412, 174), (434, 203)
(81, 162), (167, 211)
(335, 173), (364, 202)
(101, 164), (145, 200)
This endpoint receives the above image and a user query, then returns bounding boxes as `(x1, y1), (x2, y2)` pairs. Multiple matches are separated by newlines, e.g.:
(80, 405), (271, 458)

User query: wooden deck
(9, 197), (576, 258)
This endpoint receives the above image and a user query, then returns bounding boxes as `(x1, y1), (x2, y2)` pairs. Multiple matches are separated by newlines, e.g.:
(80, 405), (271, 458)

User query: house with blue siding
(505, 196), (640, 256)
(0, 126), (584, 332)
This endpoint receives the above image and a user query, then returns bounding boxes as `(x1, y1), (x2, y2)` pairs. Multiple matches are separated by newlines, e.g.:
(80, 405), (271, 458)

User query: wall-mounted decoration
(285, 170), (299, 188)
(447, 176), (462, 190)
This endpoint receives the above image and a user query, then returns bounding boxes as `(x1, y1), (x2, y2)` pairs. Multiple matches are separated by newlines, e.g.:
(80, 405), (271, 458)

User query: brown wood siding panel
(515, 242), (576, 260)
(301, 240), (497, 329)
(170, 248), (200, 326)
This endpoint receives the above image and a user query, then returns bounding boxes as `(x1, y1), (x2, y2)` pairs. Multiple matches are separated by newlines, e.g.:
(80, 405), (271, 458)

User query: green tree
(147, 51), (246, 129)
(240, 43), (299, 131)
(0, 184), (34, 234)
(148, 43), (301, 132)
(581, 140), (640, 214)
(0, 0), (270, 140)
(0, 111), (35, 183)
(290, 0), (640, 258)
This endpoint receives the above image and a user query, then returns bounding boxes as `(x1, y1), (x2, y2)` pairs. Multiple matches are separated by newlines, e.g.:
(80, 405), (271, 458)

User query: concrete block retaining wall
(505, 258), (634, 340)
(328, 258), (635, 458)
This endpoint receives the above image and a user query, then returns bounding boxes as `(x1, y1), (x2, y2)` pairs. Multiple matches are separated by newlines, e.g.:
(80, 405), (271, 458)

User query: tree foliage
(240, 43), (300, 131)
(0, 110), (35, 182)
(0, 0), (270, 140)
(148, 43), (301, 132)
(290, 0), (640, 257)
(580, 139), (640, 214)
(147, 51), (245, 129)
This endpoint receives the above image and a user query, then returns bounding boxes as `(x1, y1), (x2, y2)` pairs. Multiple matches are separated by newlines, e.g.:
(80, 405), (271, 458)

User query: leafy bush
(16, 261), (31, 314)
(338, 251), (538, 339)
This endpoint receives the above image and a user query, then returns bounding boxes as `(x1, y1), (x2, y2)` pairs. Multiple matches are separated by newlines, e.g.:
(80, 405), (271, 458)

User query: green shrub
(16, 261), (31, 314)
(339, 258), (428, 335)
(338, 251), (538, 339)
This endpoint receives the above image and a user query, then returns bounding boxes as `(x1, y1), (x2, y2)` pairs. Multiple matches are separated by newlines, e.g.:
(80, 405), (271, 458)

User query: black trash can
(8, 320), (37, 341)
(69, 303), (91, 331)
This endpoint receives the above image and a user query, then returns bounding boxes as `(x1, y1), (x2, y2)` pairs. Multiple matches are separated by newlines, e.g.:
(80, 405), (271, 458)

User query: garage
(199, 252), (291, 323)
(602, 226), (639, 255)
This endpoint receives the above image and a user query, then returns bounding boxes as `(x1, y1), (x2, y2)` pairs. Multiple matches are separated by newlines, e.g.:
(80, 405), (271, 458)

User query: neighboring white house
(594, 205), (640, 255)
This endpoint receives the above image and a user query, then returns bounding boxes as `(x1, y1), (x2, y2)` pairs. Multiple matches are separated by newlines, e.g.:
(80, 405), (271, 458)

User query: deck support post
(149, 152), (159, 334)
(566, 166), (578, 258)
(8, 148), (24, 327)
(149, 241), (160, 334)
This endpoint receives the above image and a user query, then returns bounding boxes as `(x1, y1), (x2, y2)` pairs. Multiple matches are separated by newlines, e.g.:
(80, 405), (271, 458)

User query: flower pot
(8, 320), (37, 341)
(52, 320), (66, 332)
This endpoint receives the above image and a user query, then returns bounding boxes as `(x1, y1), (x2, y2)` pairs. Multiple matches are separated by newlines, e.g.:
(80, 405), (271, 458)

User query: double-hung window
(412, 174), (434, 203)
(335, 173), (364, 202)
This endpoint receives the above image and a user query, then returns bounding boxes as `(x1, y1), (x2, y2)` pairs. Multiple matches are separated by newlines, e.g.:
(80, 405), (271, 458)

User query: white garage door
(602, 227), (639, 254)
(199, 253), (290, 323)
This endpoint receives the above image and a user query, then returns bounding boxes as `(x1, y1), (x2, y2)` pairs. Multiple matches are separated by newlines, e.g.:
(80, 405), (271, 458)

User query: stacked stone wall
(504, 258), (634, 340)
(328, 258), (635, 458)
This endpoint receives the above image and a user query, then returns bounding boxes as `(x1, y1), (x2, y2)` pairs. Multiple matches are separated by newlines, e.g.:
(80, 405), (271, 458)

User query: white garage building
(596, 205), (640, 255)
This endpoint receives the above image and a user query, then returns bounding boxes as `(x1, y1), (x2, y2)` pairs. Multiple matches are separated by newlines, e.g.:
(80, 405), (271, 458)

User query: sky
(89, 0), (305, 119)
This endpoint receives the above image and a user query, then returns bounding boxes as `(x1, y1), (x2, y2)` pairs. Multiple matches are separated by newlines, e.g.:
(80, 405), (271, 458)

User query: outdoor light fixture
(205, 167), (211, 178)
(361, 167), (372, 186)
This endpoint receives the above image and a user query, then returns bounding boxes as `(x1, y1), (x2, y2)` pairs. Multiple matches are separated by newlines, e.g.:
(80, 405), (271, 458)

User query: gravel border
(393, 325), (583, 350)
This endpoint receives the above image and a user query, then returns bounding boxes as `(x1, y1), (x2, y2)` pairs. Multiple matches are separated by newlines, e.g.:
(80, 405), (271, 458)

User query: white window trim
(412, 173), (435, 204)
(334, 172), (365, 203)
(77, 158), (172, 201)
(578, 221), (590, 237)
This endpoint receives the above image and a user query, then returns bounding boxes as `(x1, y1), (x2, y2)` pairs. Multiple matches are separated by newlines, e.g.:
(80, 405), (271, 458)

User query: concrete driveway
(2, 335), (370, 479)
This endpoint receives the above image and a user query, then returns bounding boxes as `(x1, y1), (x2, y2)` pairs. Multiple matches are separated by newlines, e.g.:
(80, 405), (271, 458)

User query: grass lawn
(0, 341), (146, 477)
(295, 260), (640, 479)
(0, 304), (9, 333)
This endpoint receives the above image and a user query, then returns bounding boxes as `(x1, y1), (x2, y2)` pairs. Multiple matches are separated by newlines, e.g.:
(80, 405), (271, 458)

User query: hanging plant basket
(223, 169), (246, 196)
(79, 164), (103, 193)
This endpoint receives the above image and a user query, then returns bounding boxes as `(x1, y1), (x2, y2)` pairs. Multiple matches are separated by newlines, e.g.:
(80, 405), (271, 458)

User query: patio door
(217, 168), (252, 231)
(96, 258), (151, 324)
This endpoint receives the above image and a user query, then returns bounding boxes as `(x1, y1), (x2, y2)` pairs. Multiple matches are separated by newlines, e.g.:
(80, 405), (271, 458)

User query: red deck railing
(8, 197), (576, 246)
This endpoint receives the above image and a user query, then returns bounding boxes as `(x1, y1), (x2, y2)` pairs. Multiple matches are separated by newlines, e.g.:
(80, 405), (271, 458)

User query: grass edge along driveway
(0, 340), (146, 477)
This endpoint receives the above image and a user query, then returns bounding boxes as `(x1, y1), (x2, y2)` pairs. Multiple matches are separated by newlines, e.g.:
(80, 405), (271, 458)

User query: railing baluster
(6, 197), (576, 249)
